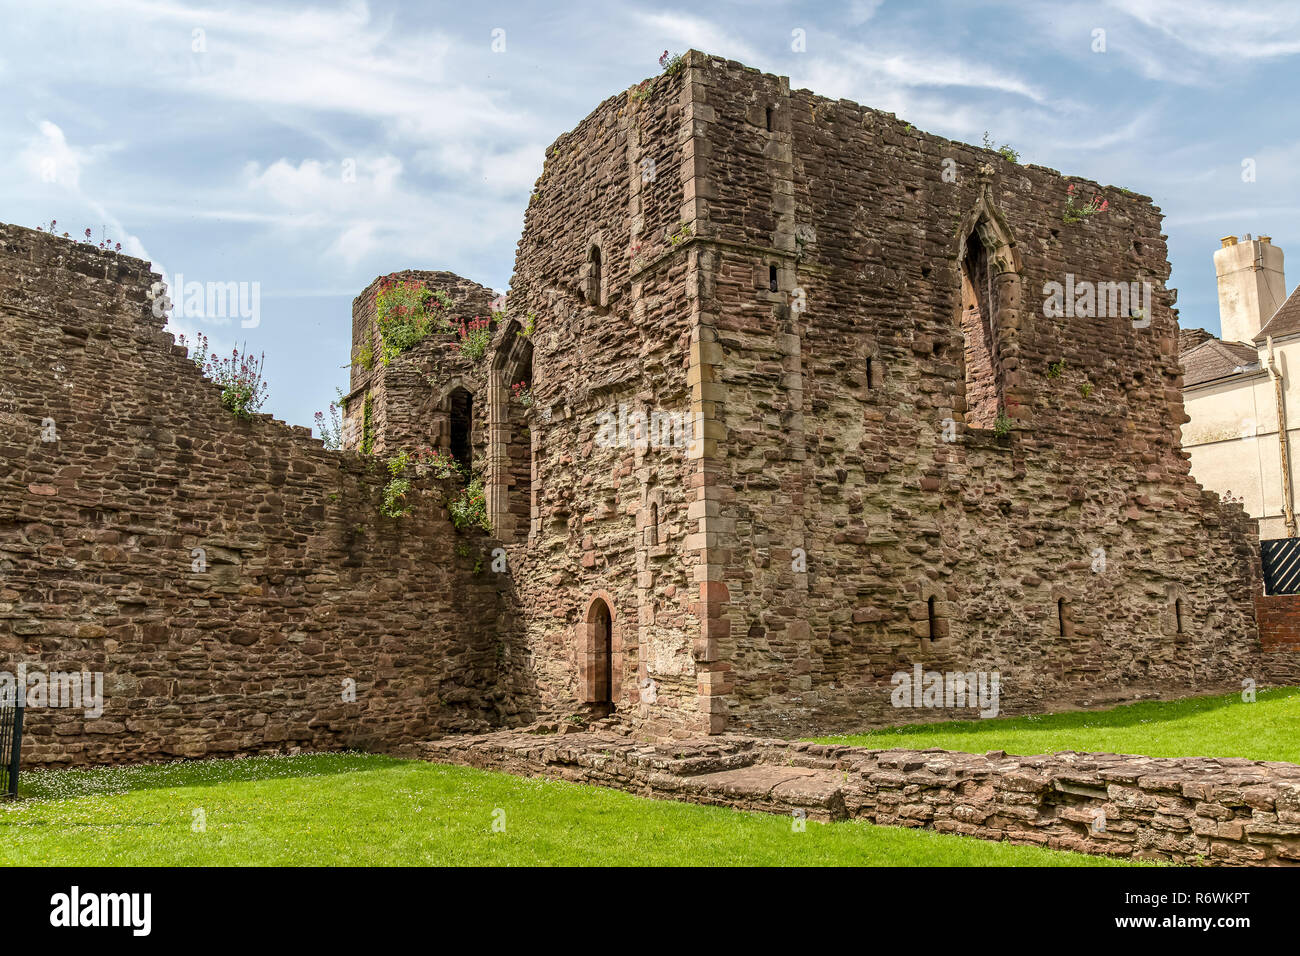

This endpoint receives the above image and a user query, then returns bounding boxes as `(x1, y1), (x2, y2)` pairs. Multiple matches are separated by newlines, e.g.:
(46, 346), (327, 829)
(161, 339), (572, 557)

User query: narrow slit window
(927, 596), (937, 640)
(588, 245), (602, 305)
(766, 107), (774, 131)
(648, 502), (659, 547)
(1057, 598), (1067, 636)
(866, 356), (875, 390)
(1175, 598), (1184, 634)
(769, 264), (778, 292)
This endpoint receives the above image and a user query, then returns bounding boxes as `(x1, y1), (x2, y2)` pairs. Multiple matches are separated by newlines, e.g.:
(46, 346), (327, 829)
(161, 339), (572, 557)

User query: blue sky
(3, 0), (1298, 432)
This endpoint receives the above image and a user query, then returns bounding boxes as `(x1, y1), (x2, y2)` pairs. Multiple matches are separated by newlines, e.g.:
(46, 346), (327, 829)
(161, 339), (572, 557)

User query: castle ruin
(0, 52), (1284, 765)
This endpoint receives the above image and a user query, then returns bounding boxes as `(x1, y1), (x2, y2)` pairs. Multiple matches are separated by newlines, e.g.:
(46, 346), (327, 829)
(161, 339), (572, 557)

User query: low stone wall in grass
(418, 729), (1300, 866)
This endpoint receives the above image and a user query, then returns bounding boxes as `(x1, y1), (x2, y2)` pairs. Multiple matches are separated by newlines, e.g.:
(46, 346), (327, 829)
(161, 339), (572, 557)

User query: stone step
(664, 764), (849, 821)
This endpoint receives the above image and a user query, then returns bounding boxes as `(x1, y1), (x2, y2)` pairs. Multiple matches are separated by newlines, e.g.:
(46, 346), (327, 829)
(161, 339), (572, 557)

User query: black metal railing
(0, 695), (22, 798)
(1261, 537), (1300, 595)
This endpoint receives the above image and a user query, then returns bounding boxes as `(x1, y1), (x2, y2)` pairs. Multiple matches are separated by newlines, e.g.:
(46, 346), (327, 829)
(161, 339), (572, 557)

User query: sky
(2, 0), (1298, 433)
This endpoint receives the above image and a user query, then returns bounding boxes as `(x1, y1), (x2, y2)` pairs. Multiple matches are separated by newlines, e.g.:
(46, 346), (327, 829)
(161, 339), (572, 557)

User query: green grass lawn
(812, 687), (1300, 762)
(0, 753), (1131, 866)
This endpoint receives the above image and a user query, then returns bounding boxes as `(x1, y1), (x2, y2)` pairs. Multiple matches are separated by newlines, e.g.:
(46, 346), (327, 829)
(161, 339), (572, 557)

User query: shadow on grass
(814, 687), (1300, 746)
(17, 751), (405, 800)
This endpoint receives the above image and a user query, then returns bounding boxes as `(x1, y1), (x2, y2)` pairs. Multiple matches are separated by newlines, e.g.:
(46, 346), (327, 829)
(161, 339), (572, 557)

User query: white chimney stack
(1215, 234), (1286, 343)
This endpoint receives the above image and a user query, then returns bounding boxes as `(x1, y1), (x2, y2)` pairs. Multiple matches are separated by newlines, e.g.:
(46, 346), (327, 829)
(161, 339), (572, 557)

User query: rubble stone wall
(0, 225), (509, 766)
(422, 729), (1300, 866)
(682, 54), (1269, 735)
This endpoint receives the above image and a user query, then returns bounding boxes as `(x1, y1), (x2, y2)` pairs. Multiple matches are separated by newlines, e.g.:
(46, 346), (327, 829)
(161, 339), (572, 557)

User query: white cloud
(847, 0), (885, 26)
(19, 121), (89, 190)
(1111, 0), (1300, 60)
(631, 11), (762, 65)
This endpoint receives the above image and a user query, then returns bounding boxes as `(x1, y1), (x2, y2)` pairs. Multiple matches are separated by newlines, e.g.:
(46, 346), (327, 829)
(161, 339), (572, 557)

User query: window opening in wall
(959, 228), (1002, 429)
(1175, 598), (1184, 635)
(588, 246), (602, 304)
(927, 596), (938, 640)
(769, 264), (778, 292)
(448, 387), (473, 474)
(766, 106), (774, 131)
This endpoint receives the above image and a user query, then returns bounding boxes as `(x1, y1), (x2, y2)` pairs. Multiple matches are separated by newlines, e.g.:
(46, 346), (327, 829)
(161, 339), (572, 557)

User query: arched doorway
(579, 593), (618, 715)
(592, 599), (612, 707)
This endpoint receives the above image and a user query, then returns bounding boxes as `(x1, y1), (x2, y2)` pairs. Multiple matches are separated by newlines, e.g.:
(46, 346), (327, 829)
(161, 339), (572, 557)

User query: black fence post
(7, 703), (22, 799)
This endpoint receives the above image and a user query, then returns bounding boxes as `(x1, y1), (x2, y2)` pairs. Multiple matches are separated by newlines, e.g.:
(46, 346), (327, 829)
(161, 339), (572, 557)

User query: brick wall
(0, 225), (511, 766)
(1256, 594), (1300, 684)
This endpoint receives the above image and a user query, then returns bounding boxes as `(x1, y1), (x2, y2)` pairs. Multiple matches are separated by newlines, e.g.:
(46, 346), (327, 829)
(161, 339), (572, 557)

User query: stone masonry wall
(498, 64), (708, 735)
(678, 53), (1269, 735)
(423, 729), (1300, 866)
(0, 224), (509, 766)
(343, 270), (496, 460)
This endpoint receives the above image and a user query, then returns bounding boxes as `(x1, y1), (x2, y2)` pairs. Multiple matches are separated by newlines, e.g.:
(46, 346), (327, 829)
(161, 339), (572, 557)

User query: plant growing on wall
(413, 446), (464, 481)
(1063, 184), (1109, 224)
(982, 131), (1019, 164)
(380, 451), (413, 518)
(511, 381), (533, 408)
(452, 317), (493, 362)
(360, 394), (374, 455)
(659, 50), (685, 76)
(314, 387), (347, 449)
(375, 277), (453, 365)
(993, 413), (1013, 437)
(34, 220), (122, 251)
(449, 476), (491, 532)
(1046, 359), (1066, 379)
(178, 331), (269, 420)
(668, 222), (693, 247)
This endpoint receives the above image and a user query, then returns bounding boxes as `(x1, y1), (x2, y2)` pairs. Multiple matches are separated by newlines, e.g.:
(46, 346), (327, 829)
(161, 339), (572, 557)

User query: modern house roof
(1254, 283), (1300, 344)
(1179, 336), (1261, 388)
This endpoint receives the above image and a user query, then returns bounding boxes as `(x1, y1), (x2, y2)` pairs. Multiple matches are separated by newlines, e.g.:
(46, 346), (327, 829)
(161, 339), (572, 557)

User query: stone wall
(343, 270), (496, 460)
(422, 729), (1300, 866)
(0, 225), (510, 766)
(496, 64), (708, 734)
(1256, 593), (1300, 684)
(352, 51), (1276, 740)
(678, 53), (1270, 735)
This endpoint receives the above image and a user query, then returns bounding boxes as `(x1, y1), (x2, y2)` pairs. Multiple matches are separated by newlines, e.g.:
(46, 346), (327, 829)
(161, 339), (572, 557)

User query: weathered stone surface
(339, 50), (1288, 737)
(419, 729), (1300, 866)
(3, 47), (1298, 767)
(0, 227), (509, 765)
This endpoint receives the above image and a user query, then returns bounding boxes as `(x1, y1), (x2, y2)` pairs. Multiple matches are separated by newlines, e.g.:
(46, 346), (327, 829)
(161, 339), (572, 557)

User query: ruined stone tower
(347, 51), (1267, 738)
